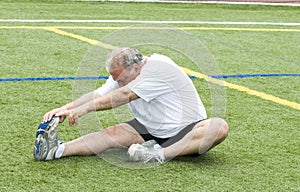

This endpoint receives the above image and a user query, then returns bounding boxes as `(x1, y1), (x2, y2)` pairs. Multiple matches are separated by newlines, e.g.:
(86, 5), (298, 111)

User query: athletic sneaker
(127, 140), (165, 163)
(33, 116), (60, 161)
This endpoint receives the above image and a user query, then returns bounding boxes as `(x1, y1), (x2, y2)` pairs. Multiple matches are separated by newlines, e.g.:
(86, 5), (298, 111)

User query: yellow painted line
(182, 67), (300, 111)
(44, 28), (300, 111)
(7, 26), (299, 111)
(0, 25), (300, 32)
(43, 27), (117, 50)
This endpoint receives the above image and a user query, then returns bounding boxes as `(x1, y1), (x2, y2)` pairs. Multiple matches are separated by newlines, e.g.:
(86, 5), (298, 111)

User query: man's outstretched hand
(43, 107), (67, 123)
(56, 109), (78, 126)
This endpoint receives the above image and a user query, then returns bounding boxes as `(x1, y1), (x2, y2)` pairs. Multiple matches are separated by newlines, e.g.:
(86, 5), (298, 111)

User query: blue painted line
(0, 76), (108, 82)
(211, 73), (300, 79)
(0, 74), (299, 82)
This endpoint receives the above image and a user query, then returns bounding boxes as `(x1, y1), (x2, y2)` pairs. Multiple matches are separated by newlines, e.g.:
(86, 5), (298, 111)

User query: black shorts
(125, 119), (204, 148)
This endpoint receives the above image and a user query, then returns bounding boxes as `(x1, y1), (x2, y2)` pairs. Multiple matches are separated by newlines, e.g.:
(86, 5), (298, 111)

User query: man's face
(110, 65), (139, 87)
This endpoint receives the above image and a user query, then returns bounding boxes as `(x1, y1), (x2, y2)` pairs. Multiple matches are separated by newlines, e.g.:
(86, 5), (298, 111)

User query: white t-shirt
(96, 54), (207, 138)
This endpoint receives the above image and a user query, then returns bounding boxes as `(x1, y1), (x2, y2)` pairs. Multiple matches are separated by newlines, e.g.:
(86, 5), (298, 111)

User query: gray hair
(105, 48), (143, 72)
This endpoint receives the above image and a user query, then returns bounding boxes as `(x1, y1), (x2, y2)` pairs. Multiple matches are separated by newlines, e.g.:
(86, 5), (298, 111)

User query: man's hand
(43, 107), (67, 123)
(56, 109), (78, 126)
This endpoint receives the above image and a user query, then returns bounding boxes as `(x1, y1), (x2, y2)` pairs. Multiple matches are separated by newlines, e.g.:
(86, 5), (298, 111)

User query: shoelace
(143, 150), (164, 164)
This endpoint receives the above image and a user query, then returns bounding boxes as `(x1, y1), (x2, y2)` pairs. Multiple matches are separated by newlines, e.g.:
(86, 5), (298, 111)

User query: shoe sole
(34, 117), (59, 161)
(34, 134), (50, 161)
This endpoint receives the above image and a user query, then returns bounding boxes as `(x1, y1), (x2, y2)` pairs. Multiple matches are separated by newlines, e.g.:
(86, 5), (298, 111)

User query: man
(34, 47), (229, 163)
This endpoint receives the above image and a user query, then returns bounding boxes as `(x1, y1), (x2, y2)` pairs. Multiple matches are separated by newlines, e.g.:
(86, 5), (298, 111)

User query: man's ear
(133, 63), (141, 72)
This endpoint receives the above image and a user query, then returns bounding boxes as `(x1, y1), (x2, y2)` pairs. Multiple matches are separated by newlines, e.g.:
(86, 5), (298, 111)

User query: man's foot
(33, 116), (60, 161)
(127, 140), (165, 163)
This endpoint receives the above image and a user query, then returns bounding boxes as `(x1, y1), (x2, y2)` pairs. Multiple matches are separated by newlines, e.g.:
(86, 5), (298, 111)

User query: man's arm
(56, 87), (139, 126)
(43, 91), (101, 122)
(91, 87), (138, 111)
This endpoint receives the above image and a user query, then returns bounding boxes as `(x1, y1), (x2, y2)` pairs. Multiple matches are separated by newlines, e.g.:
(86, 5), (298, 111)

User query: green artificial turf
(0, 1), (299, 191)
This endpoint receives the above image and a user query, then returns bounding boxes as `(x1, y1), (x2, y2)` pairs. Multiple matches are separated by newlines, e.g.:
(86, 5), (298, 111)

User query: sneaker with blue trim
(33, 116), (60, 161)
(127, 140), (165, 163)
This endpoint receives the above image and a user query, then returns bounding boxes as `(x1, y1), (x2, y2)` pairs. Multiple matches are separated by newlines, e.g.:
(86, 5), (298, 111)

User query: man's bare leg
(62, 123), (144, 157)
(163, 118), (229, 160)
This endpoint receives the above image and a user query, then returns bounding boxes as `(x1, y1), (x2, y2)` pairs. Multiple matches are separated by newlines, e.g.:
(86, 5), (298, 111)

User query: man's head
(106, 48), (144, 87)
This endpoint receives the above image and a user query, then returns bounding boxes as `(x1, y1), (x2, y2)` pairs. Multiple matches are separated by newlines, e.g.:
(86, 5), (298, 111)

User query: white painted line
(76, 0), (300, 6)
(0, 20), (299, 26)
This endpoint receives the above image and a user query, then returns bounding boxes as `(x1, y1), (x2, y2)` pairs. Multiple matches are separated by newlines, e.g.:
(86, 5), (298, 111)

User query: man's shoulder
(148, 54), (173, 63)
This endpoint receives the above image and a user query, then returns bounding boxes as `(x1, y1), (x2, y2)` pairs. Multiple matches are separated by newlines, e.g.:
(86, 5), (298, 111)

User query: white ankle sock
(55, 143), (65, 159)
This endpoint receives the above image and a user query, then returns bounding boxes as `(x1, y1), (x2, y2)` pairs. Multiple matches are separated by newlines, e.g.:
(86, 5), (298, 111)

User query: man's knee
(196, 118), (229, 154)
(199, 118), (229, 143)
(213, 118), (229, 144)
